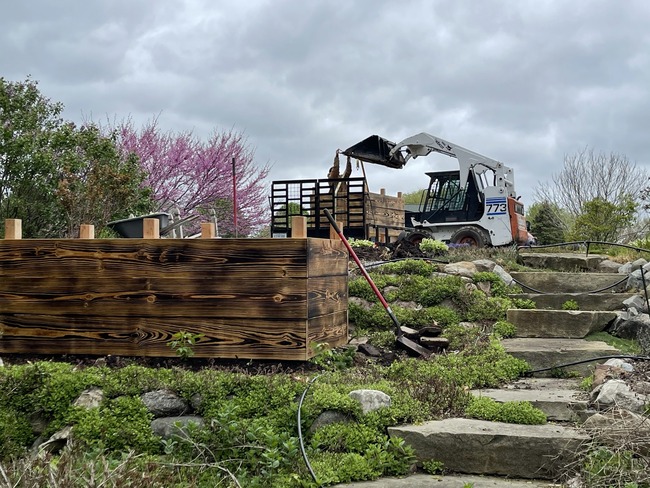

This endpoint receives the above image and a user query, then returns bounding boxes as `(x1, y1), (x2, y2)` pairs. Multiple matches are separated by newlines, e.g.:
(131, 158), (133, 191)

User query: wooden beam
(201, 222), (216, 238)
(4, 219), (21, 240)
(291, 216), (307, 238)
(143, 218), (160, 239)
(79, 224), (95, 239)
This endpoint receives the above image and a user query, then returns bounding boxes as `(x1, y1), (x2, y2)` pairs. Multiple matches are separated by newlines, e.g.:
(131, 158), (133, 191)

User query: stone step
(510, 272), (627, 294)
(388, 418), (588, 479)
(518, 252), (608, 272)
(471, 378), (589, 422)
(332, 473), (556, 487)
(507, 309), (617, 338)
(509, 292), (634, 311)
(502, 338), (621, 376)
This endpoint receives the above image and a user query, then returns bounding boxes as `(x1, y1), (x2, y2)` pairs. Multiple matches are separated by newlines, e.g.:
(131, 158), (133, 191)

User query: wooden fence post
(201, 222), (216, 238)
(143, 218), (160, 239)
(79, 224), (95, 239)
(291, 216), (307, 238)
(330, 221), (340, 240)
(4, 219), (22, 239)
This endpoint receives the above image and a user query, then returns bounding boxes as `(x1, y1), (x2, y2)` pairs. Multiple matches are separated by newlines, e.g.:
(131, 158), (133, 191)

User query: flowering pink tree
(113, 119), (270, 236)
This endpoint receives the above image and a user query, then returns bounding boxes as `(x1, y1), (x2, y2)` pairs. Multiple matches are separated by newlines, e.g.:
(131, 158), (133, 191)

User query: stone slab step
(502, 338), (621, 376)
(510, 272), (627, 294)
(388, 418), (588, 479)
(509, 292), (633, 311)
(507, 309), (617, 338)
(471, 378), (589, 422)
(333, 473), (556, 487)
(518, 252), (608, 272)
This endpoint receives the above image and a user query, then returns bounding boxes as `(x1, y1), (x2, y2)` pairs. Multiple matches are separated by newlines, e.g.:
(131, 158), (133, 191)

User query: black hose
(297, 374), (322, 487)
(524, 355), (650, 375)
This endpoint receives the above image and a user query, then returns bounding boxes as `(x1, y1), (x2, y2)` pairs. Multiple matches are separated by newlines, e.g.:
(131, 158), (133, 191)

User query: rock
(594, 379), (648, 413)
(598, 259), (622, 273)
(609, 312), (650, 340)
(73, 387), (104, 409)
(141, 390), (189, 417)
(349, 296), (373, 310)
(492, 264), (515, 286)
(472, 259), (496, 272)
(308, 410), (353, 434)
(389, 418), (588, 479)
(419, 337), (449, 351)
(623, 294), (647, 312)
(349, 389), (391, 414)
(190, 393), (203, 412)
(592, 364), (625, 389)
(443, 261), (478, 279)
(603, 358), (634, 372)
(38, 425), (73, 454)
(626, 269), (646, 290)
(418, 325), (442, 337)
(393, 300), (421, 310)
(357, 343), (382, 357)
(150, 416), (204, 441)
(618, 262), (634, 275)
(399, 326), (419, 338)
(632, 258), (648, 269)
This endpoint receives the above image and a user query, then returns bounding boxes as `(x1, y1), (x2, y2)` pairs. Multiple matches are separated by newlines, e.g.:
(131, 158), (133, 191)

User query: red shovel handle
(323, 209), (401, 334)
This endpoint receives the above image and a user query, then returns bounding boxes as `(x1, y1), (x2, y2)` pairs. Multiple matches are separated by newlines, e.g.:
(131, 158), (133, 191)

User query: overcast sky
(1, 0), (649, 207)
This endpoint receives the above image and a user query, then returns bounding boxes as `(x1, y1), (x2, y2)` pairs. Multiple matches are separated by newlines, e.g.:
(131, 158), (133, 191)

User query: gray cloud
(1, 0), (649, 207)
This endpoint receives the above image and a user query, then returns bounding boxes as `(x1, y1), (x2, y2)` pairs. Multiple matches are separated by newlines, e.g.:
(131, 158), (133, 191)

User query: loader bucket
(342, 135), (406, 169)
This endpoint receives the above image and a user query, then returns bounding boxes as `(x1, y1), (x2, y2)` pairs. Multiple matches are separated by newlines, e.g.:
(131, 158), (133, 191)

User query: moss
(465, 397), (546, 424)
(585, 332), (641, 355)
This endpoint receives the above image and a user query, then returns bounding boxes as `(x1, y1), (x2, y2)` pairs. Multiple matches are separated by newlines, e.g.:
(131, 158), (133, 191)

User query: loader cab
(409, 170), (483, 225)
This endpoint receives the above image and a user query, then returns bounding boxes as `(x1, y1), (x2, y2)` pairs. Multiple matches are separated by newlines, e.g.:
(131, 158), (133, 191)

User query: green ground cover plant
(0, 258), (535, 486)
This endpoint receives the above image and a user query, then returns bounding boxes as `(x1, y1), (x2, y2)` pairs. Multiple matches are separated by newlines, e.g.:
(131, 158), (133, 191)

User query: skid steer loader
(342, 132), (531, 247)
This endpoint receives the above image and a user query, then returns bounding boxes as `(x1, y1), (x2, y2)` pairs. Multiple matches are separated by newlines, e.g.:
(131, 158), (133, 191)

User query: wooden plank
(0, 315), (310, 360)
(307, 276), (348, 317)
(4, 219), (22, 239)
(0, 290), (309, 318)
(306, 311), (348, 358)
(200, 223), (216, 238)
(0, 276), (304, 295)
(0, 281), (345, 318)
(0, 239), (310, 278)
(79, 225), (95, 239)
(307, 238), (348, 277)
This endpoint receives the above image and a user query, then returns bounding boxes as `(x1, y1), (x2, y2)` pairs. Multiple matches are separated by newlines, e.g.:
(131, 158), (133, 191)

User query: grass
(585, 332), (642, 355)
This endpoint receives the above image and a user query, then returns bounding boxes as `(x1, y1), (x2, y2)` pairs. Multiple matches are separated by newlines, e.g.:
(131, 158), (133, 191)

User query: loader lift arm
(342, 132), (517, 198)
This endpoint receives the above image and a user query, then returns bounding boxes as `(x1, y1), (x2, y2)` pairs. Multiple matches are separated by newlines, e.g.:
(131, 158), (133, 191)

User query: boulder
(594, 379), (648, 413)
(622, 294), (647, 312)
(609, 311), (650, 340)
(141, 390), (189, 417)
(443, 261), (478, 279)
(73, 387), (104, 409)
(492, 264), (515, 286)
(150, 416), (204, 440)
(472, 259), (496, 272)
(308, 410), (353, 434)
(598, 260), (622, 273)
(38, 425), (73, 454)
(349, 296), (373, 310)
(348, 389), (391, 414)
(603, 358), (634, 372)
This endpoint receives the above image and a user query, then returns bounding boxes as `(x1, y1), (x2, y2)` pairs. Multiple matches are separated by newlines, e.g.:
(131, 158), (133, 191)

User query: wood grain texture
(0, 238), (348, 360)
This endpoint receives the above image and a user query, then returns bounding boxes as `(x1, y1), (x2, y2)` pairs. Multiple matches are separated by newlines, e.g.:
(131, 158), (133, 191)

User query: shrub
(465, 397), (546, 425)
(562, 300), (580, 310)
(419, 238), (448, 254)
(492, 320), (517, 338)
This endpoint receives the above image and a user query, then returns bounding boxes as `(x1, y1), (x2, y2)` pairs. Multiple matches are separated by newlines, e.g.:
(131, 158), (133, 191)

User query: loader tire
(450, 226), (490, 247)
